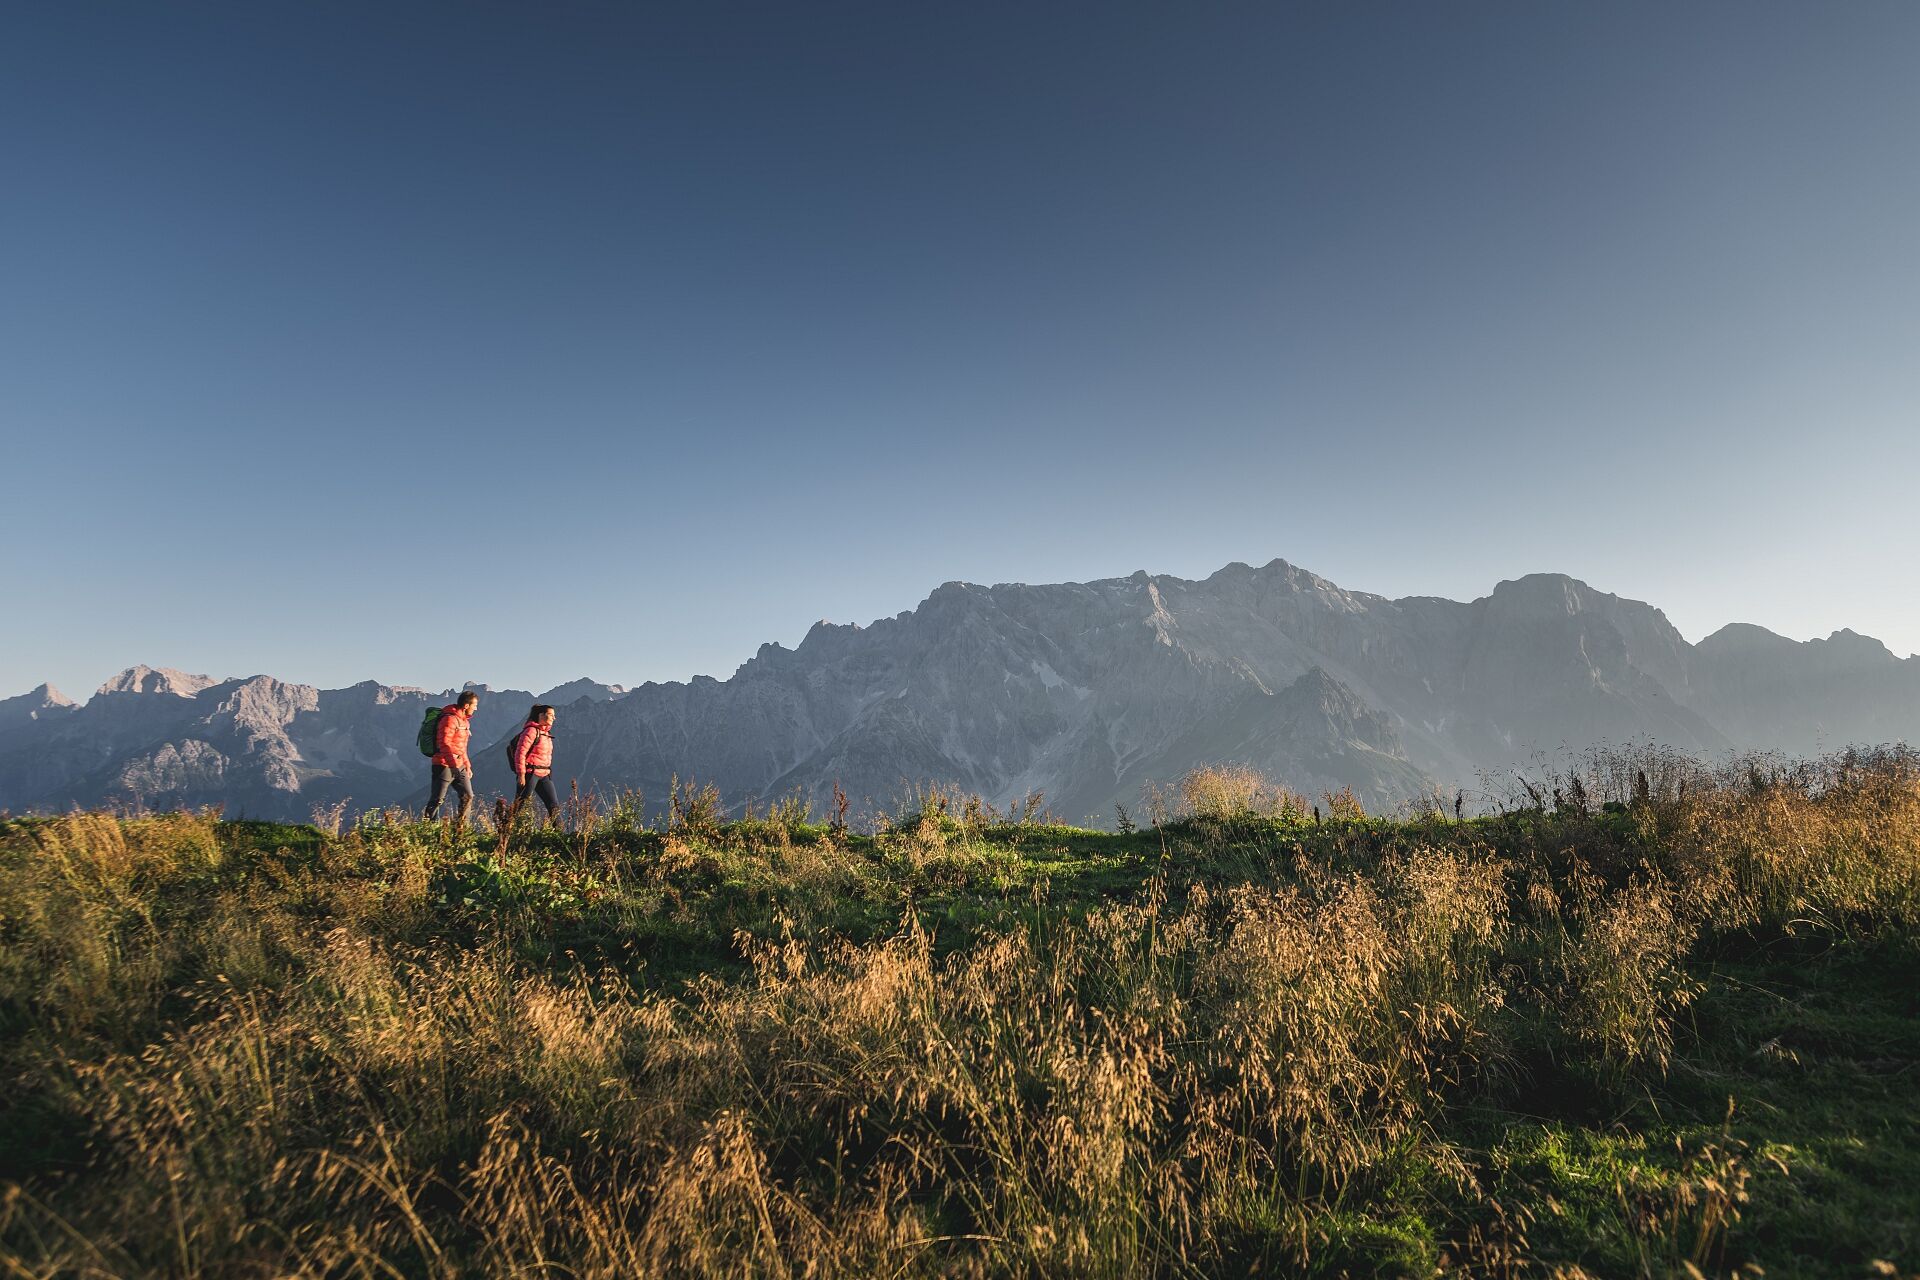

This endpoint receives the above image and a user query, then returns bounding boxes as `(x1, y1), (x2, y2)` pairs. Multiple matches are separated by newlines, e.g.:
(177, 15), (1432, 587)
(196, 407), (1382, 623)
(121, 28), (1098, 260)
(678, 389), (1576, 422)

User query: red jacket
(433, 705), (473, 771)
(511, 720), (554, 776)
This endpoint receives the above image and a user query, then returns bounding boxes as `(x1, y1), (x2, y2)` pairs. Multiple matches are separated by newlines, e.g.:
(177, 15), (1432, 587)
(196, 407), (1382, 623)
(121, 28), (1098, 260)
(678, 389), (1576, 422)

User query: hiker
(511, 703), (560, 825)
(424, 689), (479, 824)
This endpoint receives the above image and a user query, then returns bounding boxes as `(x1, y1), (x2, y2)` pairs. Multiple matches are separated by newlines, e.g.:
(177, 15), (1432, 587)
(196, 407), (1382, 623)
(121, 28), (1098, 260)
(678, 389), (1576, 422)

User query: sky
(4, 2), (1918, 701)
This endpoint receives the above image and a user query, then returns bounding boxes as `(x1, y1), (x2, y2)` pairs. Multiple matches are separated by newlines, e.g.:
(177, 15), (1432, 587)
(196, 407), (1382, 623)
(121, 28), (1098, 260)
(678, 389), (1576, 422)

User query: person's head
(530, 703), (555, 727)
(457, 691), (480, 712)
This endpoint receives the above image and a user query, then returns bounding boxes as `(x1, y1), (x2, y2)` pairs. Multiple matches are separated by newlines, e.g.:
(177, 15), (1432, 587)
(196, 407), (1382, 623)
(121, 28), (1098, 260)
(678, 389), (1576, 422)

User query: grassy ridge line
(0, 752), (1917, 1277)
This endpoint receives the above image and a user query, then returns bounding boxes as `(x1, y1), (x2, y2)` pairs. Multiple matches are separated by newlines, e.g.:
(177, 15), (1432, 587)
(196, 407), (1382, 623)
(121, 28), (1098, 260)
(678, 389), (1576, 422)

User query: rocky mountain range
(0, 668), (628, 821)
(5, 559), (1917, 824)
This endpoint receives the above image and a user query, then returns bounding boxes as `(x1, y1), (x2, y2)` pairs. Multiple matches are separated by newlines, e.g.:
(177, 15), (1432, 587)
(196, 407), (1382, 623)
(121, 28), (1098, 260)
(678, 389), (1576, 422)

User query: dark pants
(516, 773), (560, 820)
(426, 764), (473, 822)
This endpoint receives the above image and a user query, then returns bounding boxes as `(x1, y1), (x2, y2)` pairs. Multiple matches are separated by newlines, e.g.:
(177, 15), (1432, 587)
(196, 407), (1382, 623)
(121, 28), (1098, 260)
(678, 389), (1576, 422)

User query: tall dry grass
(1170, 763), (1312, 823)
(0, 745), (1916, 1275)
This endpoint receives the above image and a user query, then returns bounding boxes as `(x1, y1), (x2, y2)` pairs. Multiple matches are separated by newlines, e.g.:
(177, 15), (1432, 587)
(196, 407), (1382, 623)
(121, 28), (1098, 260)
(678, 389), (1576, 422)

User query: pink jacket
(511, 720), (554, 777)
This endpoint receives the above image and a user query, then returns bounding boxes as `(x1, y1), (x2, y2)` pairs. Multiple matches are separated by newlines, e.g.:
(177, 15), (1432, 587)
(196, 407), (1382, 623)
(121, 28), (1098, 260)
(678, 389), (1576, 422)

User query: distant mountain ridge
(4, 558), (1915, 822)
(0, 673), (628, 820)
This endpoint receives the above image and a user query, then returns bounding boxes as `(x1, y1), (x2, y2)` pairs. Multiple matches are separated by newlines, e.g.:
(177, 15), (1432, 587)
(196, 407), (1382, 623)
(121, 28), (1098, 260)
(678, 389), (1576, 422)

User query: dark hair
(457, 690), (480, 708)
(529, 704), (555, 722)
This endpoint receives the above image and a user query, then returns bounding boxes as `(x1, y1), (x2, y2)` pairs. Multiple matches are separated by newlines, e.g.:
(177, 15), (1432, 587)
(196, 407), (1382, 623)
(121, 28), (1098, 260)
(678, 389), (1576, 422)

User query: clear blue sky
(5, 2), (1918, 700)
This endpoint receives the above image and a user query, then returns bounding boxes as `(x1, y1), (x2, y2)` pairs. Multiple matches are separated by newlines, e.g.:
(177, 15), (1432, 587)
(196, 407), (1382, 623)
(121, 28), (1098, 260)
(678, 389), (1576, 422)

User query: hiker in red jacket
(511, 704), (560, 825)
(425, 689), (480, 824)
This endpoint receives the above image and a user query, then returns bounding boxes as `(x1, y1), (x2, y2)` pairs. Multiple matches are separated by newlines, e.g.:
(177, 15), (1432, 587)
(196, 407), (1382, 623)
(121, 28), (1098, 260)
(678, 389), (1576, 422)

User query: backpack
(506, 724), (546, 774)
(417, 706), (443, 757)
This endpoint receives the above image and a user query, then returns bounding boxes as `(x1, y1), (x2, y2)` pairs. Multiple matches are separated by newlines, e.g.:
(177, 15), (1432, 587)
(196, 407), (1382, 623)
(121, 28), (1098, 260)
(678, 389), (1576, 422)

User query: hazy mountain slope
(0, 684), (76, 741)
(1440, 574), (1727, 765)
(512, 561), (1907, 823)
(477, 562), (1727, 822)
(1689, 624), (1920, 754)
(1145, 668), (1432, 815)
(7, 557), (1918, 822)
(0, 672), (625, 818)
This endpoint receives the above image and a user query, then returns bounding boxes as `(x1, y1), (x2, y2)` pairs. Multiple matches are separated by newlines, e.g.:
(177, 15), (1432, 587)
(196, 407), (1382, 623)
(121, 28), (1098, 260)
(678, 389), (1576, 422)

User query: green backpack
(416, 706), (443, 757)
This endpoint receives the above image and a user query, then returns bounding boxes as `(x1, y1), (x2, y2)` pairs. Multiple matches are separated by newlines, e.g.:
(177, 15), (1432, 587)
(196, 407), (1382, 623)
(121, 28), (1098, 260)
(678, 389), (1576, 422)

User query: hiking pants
(515, 773), (560, 820)
(427, 765), (473, 822)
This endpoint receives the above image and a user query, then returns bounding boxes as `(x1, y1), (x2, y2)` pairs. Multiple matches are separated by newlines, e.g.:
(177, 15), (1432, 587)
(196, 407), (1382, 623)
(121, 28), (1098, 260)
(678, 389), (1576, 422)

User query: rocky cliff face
(467, 560), (1920, 824)
(0, 674), (626, 819)
(500, 562), (1733, 823)
(7, 559), (1917, 822)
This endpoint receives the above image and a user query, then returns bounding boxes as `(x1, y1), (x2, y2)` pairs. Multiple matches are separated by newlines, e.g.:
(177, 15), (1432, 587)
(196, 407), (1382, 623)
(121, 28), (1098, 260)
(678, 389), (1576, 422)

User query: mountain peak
(1696, 624), (1897, 667)
(1274, 667), (1375, 727)
(0, 683), (79, 734)
(925, 580), (982, 605)
(536, 677), (629, 705)
(97, 666), (219, 698)
(799, 618), (861, 652)
(1486, 573), (1588, 609)
(1698, 621), (1791, 651)
(30, 683), (74, 708)
(1820, 629), (1895, 662)
(1268, 667), (1408, 760)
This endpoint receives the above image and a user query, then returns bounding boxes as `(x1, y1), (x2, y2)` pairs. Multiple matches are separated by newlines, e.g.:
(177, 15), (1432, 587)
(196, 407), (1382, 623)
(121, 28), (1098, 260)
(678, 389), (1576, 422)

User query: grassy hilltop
(2, 754), (1918, 1278)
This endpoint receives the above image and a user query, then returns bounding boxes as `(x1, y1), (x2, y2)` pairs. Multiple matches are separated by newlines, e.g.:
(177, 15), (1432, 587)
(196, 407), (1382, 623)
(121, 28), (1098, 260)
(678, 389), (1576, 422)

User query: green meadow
(2, 754), (1916, 1278)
